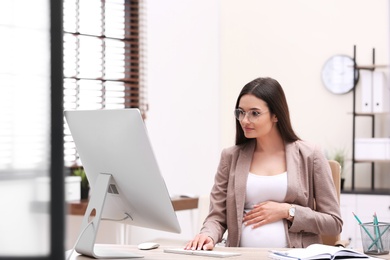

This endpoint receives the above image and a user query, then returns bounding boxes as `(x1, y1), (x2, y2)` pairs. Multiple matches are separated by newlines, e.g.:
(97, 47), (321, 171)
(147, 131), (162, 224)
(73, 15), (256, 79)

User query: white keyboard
(164, 248), (241, 258)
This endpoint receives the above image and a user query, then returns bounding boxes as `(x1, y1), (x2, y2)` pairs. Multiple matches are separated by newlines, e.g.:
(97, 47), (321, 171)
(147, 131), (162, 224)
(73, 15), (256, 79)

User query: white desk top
(66, 245), (275, 259)
(66, 244), (390, 260)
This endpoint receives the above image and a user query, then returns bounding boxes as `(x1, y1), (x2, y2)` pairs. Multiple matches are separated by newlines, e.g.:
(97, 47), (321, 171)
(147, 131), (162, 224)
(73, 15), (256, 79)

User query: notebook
(164, 248), (241, 258)
(268, 244), (379, 260)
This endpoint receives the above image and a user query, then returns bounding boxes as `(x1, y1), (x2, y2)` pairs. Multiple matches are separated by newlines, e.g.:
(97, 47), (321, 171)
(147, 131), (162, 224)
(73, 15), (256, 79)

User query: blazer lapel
(234, 141), (255, 226)
(285, 141), (300, 203)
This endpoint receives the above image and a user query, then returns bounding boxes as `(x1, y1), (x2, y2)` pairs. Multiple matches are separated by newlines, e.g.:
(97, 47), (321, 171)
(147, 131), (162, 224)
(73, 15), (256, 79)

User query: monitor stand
(74, 173), (143, 258)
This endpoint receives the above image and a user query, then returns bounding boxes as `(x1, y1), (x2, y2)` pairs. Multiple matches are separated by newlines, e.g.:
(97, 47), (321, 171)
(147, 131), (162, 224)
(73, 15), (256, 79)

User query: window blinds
(63, 0), (147, 166)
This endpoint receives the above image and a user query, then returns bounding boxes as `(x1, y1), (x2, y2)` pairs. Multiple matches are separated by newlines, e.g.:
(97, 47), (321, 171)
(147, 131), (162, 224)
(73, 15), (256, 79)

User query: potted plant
(72, 167), (90, 200)
(330, 148), (346, 190)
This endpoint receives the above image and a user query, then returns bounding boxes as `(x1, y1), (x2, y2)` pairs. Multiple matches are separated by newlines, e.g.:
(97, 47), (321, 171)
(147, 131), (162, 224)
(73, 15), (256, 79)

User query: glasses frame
(234, 108), (269, 123)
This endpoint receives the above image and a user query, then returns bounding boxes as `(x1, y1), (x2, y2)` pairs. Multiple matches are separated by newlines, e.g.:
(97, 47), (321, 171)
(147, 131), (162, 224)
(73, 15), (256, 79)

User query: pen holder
(360, 222), (390, 255)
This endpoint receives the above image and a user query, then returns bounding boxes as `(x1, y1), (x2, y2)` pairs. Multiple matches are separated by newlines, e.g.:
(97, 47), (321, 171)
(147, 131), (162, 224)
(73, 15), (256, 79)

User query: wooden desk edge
(68, 197), (199, 215)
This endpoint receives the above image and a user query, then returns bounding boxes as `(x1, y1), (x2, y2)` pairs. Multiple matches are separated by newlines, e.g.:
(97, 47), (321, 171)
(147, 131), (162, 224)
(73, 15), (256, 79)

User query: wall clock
(321, 55), (359, 94)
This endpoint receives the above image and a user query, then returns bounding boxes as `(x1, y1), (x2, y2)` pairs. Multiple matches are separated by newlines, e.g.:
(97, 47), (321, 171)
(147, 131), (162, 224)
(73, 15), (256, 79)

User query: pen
(352, 212), (376, 244)
(373, 212), (383, 251)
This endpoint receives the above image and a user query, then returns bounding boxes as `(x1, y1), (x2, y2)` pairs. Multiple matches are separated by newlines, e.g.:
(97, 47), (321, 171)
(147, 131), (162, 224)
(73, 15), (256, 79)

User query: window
(0, 1), (50, 175)
(63, 0), (147, 167)
(0, 0), (65, 257)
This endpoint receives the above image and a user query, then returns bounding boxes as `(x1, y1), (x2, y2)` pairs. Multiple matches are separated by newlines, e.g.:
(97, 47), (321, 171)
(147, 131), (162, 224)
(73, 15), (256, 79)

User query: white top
(239, 172), (288, 248)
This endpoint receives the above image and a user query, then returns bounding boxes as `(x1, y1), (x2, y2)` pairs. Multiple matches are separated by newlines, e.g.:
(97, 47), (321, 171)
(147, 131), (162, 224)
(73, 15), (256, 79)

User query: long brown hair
(235, 77), (300, 145)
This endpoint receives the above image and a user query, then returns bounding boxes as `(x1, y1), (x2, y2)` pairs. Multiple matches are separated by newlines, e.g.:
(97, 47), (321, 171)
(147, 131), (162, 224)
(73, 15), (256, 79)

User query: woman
(185, 77), (342, 250)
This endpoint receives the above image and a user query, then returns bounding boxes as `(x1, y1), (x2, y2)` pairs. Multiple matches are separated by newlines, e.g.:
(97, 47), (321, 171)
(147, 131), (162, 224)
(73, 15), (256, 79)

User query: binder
(355, 138), (390, 160)
(360, 70), (373, 113)
(372, 71), (389, 113)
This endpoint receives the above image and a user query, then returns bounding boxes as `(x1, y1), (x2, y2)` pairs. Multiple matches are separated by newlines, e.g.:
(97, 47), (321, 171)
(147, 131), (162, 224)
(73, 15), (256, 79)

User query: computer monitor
(64, 108), (181, 258)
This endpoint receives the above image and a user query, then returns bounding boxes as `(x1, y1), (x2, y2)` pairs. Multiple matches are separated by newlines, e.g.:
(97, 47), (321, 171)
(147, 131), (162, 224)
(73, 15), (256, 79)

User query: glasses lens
(249, 110), (261, 121)
(234, 109), (243, 121)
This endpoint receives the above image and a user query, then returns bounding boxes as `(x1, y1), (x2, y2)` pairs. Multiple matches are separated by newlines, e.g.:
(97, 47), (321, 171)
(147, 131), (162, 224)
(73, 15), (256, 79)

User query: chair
(321, 160), (349, 247)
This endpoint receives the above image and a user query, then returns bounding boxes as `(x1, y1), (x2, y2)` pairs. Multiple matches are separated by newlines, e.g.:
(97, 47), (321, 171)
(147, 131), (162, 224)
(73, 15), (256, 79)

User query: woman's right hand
(185, 233), (215, 251)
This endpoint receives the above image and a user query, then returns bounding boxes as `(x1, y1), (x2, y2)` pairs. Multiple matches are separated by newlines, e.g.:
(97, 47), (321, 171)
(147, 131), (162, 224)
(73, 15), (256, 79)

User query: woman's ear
(272, 114), (278, 123)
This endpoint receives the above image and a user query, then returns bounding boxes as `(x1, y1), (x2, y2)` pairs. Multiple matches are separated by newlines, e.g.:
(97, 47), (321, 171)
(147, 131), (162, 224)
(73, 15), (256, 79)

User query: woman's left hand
(243, 201), (290, 229)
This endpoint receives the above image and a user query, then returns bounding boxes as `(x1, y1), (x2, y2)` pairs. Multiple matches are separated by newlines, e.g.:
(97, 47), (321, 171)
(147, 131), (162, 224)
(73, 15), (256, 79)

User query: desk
(66, 197), (199, 249)
(66, 245), (390, 260)
(68, 197), (199, 215)
(66, 245), (279, 260)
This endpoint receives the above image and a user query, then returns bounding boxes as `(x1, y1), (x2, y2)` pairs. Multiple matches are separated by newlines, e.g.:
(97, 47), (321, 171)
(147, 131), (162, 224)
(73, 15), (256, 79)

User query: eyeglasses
(234, 108), (268, 122)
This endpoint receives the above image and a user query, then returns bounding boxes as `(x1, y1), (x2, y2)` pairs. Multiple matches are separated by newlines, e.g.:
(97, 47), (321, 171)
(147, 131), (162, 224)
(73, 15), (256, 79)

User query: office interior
(0, 0), (389, 258)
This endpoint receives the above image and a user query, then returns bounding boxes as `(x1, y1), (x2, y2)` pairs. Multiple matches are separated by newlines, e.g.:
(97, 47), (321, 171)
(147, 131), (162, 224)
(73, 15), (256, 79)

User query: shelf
(353, 112), (389, 116)
(350, 46), (385, 192)
(342, 188), (390, 195)
(354, 159), (390, 163)
(67, 196), (199, 215)
(348, 112), (389, 117)
(355, 64), (388, 70)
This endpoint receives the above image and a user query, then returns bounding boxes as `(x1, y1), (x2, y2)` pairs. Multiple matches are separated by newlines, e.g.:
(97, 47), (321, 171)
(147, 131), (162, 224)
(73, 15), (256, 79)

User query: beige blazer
(200, 139), (343, 248)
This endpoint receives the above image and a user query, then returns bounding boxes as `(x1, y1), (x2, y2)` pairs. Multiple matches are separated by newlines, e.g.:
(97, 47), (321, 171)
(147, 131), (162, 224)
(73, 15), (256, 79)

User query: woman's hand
(185, 233), (215, 251)
(243, 201), (290, 229)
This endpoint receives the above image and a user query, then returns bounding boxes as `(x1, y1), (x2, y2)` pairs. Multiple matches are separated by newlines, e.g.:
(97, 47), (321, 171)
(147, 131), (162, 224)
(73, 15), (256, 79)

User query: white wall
(66, 0), (390, 247)
(137, 0), (390, 243)
(219, 0), (390, 190)
(126, 0), (220, 243)
(145, 0), (220, 198)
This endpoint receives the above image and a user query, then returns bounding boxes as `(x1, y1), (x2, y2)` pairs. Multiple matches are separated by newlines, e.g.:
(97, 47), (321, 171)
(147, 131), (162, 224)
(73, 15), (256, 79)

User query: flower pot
(81, 186), (90, 200)
(341, 178), (345, 190)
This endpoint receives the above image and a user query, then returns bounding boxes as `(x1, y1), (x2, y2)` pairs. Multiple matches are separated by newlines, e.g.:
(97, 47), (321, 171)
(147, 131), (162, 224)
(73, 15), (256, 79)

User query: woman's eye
(251, 111), (261, 117)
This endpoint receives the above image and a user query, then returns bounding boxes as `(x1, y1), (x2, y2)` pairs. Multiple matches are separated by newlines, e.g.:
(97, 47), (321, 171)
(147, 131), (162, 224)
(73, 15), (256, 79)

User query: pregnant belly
(240, 219), (287, 248)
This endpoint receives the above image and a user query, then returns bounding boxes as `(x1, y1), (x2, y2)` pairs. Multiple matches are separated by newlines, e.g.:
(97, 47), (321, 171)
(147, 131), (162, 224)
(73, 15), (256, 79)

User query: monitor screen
(64, 108), (181, 258)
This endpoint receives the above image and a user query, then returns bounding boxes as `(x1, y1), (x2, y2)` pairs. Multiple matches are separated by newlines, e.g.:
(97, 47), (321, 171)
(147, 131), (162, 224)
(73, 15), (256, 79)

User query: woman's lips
(243, 127), (254, 132)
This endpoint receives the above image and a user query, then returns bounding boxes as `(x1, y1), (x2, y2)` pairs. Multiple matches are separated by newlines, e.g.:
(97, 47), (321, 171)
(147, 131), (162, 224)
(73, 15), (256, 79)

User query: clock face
(321, 55), (358, 94)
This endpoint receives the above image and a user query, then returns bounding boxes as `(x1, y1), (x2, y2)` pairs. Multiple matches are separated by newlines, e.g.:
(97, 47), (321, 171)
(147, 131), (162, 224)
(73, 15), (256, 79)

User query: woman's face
(237, 94), (278, 139)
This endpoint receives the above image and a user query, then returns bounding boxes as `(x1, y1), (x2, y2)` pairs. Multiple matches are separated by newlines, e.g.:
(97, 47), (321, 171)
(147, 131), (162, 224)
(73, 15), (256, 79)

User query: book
(164, 248), (241, 258)
(269, 244), (375, 260)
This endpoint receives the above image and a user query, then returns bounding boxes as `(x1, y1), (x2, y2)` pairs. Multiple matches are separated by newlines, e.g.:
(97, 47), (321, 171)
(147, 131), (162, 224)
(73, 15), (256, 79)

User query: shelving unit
(350, 45), (390, 193)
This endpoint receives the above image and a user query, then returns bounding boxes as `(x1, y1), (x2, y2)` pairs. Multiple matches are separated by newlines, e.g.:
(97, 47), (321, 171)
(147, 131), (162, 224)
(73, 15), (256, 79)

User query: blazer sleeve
(199, 148), (230, 244)
(289, 145), (343, 237)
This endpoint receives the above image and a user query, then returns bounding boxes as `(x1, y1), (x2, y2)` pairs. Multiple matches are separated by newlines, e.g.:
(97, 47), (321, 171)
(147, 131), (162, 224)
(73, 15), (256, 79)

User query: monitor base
(91, 244), (143, 259)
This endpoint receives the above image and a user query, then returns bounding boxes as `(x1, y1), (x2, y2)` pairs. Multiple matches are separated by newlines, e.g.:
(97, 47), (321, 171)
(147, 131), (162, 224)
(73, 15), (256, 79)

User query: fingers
(185, 234), (214, 251)
(242, 202), (273, 227)
(250, 219), (265, 229)
(243, 207), (262, 223)
(243, 215), (266, 228)
(184, 239), (197, 250)
(202, 239), (214, 250)
(243, 202), (266, 217)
